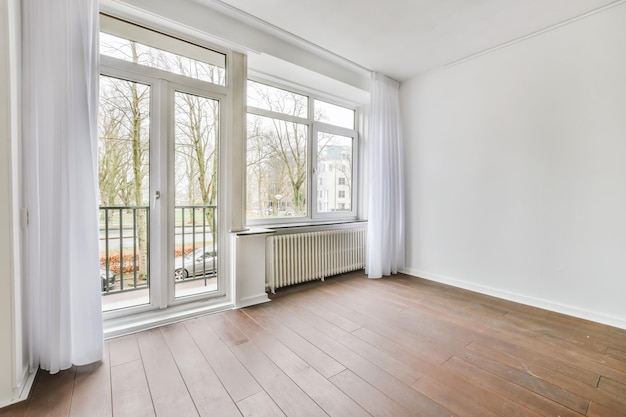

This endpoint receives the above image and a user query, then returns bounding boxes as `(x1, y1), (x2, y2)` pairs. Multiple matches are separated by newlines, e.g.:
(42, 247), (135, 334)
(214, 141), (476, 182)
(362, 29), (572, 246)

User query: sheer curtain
(22, 0), (103, 373)
(366, 73), (405, 278)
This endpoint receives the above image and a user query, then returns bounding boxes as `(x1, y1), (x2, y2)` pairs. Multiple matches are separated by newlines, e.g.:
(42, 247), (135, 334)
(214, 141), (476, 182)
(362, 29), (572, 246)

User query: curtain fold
(366, 73), (405, 278)
(22, 0), (103, 373)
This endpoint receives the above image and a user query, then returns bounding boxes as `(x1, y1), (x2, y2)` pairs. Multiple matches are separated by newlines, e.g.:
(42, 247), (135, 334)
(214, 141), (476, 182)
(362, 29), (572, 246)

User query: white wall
(401, 3), (626, 328)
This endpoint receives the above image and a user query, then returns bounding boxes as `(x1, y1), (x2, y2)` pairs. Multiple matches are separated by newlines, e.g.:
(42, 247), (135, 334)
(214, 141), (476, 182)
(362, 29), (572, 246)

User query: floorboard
(68, 345), (112, 417)
(135, 329), (199, 417)
(110, 359), (155, 417)
(4, 271), (626, 417)
(183, 316), (261, 403)
(160, 322), (242, 417)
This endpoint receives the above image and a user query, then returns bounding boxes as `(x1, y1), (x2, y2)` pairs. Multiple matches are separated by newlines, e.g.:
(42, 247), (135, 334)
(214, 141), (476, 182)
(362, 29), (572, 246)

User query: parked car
(101, 267), (115, 291)
(174, 248), (217, 280)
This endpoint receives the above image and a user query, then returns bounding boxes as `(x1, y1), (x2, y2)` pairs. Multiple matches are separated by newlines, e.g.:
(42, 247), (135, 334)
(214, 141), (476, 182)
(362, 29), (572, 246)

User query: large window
(246, 80), (358, 222)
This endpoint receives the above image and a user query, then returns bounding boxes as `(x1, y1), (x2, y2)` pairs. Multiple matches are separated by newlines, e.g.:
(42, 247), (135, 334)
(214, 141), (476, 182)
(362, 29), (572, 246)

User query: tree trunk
(130, 43), (148, 282)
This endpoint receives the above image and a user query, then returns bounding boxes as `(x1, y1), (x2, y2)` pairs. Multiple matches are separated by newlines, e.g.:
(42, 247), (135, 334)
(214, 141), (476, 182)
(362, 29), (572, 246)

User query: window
(315, 132), (354, 213)
(247, 113), (308, 217)
(314, 99), (355, 129)
(246, 80), (358, 222)
(100, 15), (226, 85)
(247, 81), (307, 117)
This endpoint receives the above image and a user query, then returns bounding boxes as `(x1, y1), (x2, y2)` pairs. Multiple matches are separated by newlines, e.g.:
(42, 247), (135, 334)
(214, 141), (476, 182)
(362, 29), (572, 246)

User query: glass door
(98, 81), (226, 310)
(98, 15), (230, 316)
(98, 74), (152, 311)
(172, 90), (221, 299)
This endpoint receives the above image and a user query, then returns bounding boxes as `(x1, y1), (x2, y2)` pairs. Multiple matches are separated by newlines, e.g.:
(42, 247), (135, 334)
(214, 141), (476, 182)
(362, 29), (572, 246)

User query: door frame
(100, 61), (233, 321)
(165, 82), (229, 307)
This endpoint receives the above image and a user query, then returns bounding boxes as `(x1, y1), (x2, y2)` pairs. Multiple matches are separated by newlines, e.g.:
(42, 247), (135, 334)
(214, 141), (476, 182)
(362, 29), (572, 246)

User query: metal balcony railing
(99, 205), (217, 295)
(99, 206), (150, 295)
(174, 205), (217, 287)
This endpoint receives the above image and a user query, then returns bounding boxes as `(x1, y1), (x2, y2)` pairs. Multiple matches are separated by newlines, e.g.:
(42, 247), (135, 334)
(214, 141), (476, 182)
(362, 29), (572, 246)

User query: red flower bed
(100, 246), (198, 273)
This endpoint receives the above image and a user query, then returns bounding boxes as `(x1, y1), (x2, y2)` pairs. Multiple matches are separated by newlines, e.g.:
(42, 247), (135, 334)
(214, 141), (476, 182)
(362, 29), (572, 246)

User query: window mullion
(100, 55), (228, 96)
(309, 114), (316, 220)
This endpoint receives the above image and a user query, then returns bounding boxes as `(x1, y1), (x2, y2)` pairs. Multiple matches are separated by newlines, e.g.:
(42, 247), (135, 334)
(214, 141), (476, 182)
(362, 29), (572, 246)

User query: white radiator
(266, 226), (367, 293)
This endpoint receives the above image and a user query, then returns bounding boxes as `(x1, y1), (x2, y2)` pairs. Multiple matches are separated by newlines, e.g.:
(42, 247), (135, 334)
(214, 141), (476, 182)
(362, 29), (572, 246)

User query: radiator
(266, 226), (367, 293)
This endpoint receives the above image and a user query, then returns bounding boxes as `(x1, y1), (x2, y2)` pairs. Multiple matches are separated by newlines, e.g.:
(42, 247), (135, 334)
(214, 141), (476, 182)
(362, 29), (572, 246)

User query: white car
(174, 248), (217, 280)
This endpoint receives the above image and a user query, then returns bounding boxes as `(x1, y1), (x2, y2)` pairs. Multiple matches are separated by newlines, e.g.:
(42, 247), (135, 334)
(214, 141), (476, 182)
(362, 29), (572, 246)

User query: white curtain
(22, 0), (103, 373)
(366, 73), (405, 278)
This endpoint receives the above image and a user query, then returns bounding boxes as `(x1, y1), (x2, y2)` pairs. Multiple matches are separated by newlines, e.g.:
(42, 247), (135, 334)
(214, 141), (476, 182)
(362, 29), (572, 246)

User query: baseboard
(104, 301), (234, 339)
(235, 293), (271, 309)
(0, 367), (37, 409)
(401, 268), (626, 331)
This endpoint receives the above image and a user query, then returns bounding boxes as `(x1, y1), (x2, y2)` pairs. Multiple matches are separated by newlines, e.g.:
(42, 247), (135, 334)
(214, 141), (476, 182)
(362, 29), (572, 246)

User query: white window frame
(246, 77), (359, 226)
(99, 15), (234, 322)
(100, 14), (227, 85)
(311, 122), (359, 220)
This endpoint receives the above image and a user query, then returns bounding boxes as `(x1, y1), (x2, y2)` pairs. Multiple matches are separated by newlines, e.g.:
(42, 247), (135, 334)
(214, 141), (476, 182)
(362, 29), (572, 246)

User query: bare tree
(98, 101), (129, 207)
(247, 115), (273, 215)
(98, 40), (150, 281)
(173, 58), (222, 245)
(175, 91), (219, 242)
(247, 83), (308, 216)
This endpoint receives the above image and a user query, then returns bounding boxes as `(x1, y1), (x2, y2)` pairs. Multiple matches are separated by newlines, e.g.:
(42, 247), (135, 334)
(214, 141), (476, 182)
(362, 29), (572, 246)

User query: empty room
(1, 0), (626, 416)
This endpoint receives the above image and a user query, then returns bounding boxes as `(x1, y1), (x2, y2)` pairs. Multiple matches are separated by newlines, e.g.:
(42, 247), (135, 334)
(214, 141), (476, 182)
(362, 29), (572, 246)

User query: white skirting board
(0, 368), (37, 409)
(401, 268), (626, 331)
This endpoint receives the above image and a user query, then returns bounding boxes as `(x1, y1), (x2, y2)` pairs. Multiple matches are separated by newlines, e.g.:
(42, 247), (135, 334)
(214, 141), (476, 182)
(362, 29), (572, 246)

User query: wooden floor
(2, 271), (626, 417)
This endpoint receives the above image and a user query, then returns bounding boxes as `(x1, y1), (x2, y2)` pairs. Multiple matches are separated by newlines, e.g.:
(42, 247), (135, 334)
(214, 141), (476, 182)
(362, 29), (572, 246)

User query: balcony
(100, 205), (217, 311)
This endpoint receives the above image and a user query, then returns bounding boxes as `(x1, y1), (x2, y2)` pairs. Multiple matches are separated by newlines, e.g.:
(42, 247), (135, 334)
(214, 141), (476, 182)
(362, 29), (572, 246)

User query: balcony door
(171, 89), (221, 300)
(98, 73), (154, 311)
(98, 73), (226, 313)
(97, 16), (229, 314)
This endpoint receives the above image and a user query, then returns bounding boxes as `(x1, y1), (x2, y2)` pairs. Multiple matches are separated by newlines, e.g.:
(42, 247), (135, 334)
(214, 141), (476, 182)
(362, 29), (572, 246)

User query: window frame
(246, 77), (359, 226)
(98, 14), (233, 321)
(311, 122), (359, 220)
(100, 14), (227, 86)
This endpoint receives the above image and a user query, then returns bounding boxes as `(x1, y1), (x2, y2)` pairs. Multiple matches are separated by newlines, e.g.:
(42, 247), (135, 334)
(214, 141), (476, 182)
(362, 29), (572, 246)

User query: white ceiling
(214, 0), (619, 81)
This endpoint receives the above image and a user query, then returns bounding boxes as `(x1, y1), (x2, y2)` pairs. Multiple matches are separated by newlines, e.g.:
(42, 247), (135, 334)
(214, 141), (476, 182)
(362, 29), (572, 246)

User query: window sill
(103, 298), (233, 339)
(249, 219), (367, 234)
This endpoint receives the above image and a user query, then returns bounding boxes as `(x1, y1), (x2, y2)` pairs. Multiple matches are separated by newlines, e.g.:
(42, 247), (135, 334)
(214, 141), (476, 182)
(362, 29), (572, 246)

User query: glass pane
(247, 114), (308, 219)
(247, 80), (308, 118)
(98, 75), (151, 311)
(314, 99), (355, 129)
(100, 32), (226, 85)
(174, 91), (219, 298)
(317, 132), (353, 213)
